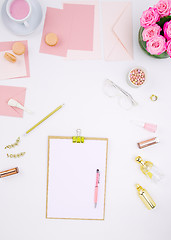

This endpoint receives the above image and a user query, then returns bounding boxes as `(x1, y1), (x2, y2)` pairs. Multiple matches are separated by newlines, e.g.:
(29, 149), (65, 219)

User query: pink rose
(154, 0), (171, 17)
(140, 7), (160, 28)
(146, 36), (166, 55)
(142, 24), (162, 41)
(164, 20), (171, 40)
(166, 39), (171, 57)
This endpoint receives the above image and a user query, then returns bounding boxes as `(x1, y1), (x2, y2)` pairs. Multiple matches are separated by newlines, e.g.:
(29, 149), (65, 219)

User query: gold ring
(150, 95), (158, 101)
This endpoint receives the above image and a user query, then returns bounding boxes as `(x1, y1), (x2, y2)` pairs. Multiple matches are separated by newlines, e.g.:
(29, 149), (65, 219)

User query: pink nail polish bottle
(144, 123), (157, 132)
(131, 121), (157, 133)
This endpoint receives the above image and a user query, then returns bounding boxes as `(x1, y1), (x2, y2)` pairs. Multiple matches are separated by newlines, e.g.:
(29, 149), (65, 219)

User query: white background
(0, 0), (171, 239)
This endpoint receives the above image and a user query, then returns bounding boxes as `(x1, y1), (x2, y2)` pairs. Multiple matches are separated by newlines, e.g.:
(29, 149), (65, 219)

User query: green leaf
(157, 16), (171, 28)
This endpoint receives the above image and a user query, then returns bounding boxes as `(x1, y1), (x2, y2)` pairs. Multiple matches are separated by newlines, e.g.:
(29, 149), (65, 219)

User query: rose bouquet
(139, 0), (171, 58)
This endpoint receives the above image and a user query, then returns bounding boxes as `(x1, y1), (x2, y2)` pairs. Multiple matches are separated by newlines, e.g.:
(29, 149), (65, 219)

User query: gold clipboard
(46, 135), (108, 220)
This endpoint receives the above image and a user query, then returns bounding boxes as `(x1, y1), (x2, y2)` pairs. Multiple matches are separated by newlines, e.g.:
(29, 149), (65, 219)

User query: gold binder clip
(73, 129), (84, 143)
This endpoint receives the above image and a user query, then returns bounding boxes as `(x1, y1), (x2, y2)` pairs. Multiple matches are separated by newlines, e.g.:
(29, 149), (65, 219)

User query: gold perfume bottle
(135, 156), (163, 182)
(136, 184), (156, 210)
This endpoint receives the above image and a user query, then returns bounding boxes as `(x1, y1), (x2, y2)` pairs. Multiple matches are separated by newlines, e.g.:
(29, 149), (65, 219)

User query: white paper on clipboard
(46, 136), (108, 220)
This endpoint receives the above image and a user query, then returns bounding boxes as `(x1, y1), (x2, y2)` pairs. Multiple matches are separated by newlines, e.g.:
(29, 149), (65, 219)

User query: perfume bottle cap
(135, 156), (145, 165)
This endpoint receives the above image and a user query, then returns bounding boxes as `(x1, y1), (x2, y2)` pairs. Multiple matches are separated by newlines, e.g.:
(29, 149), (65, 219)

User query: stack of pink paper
(40, 3), (101, 59)
(40, 1), (133, 61)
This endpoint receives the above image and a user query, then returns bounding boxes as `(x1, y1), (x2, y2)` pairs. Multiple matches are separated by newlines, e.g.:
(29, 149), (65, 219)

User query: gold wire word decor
(4, 137), (26, 159)
(7, 152), (26, 158)
(5, 137), (20, 149)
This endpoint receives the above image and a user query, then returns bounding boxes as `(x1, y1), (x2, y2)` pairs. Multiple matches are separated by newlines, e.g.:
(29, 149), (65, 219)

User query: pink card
(0, 85), (26, 118)
(0, 40), (30, 80)
(66, 1), (101, 60)
(63, 3), (94, 51)
(40, 3), (95, 57)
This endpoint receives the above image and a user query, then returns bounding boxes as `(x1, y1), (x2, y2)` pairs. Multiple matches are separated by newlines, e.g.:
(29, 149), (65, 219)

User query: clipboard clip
(73, 129), (84, 143)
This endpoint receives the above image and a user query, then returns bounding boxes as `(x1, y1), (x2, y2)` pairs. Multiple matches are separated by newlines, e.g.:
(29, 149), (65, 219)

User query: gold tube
(0, 167), (19, 178)
(136, 184), (156, 210)
(26, 104), (64, 135)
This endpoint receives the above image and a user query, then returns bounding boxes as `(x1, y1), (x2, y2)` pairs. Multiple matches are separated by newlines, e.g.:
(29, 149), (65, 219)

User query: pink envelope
(40, 3), (95, 57)
(0, 85), (26, 118)
(0, 40), (30, 79)
(102, 2), (133, 61)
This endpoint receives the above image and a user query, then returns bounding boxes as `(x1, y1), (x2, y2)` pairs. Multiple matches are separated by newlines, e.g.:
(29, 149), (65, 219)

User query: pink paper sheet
(0, 85), (26, 118)
(67, 1), (101, 60)
(40, 3), (95, 57)
(64, 3), (94, 51)
(40, 7), (71, 57)
(0, 40), (30, 79)
(0, 50), (26, 80)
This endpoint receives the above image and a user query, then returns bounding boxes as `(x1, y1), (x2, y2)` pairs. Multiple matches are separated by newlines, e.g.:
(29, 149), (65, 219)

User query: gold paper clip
(73, 129), (84, 143)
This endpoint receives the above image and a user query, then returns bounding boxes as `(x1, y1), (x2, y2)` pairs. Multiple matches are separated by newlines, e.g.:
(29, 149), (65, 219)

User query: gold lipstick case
(136, 184), (156, 210)
(137, 137), (159, 149)
(0, 167), (19, 178)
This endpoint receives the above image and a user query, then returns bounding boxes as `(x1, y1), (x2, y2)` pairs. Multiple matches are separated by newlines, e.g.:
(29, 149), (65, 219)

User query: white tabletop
(0, 0), (171, 240)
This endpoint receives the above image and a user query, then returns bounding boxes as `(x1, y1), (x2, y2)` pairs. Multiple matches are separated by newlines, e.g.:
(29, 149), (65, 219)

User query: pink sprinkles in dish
(129, 68), (146, 86)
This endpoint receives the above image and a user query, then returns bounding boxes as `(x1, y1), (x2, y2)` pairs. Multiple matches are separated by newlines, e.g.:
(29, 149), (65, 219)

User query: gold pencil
(25, 104), (64, 135)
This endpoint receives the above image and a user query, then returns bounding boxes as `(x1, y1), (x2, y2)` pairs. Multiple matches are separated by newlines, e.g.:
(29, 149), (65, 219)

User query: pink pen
(94, 169), (100, 208)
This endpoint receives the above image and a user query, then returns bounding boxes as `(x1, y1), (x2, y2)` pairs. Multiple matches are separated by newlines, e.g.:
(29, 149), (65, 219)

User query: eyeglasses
(103, 79), (138, 110)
